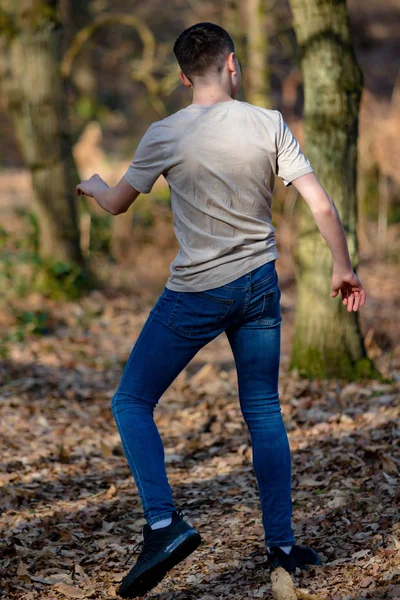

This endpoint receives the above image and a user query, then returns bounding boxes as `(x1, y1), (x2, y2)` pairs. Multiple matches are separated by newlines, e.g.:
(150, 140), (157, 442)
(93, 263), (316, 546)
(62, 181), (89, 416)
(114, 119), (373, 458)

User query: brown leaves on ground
(1, 262), (400, 600)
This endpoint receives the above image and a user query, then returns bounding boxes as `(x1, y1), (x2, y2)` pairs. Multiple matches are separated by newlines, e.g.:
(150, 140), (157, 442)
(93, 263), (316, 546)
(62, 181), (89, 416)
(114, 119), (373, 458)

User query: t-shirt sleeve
(275, 111), (314, 187)
(124, 123), (165, 194)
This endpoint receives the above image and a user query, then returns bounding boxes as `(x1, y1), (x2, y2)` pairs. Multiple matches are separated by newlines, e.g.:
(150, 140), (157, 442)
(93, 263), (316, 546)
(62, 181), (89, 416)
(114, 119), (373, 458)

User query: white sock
(150, 516), (172, 530)
(267, 545), (292, 555)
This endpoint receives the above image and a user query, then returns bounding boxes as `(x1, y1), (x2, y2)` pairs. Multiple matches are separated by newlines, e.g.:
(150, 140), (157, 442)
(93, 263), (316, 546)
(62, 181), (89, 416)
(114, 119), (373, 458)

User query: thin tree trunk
(0, 0), (82, 264)
(288, 0), (378, 379)
(222, 0), (246, 80)
(244, 0), (270, 108)
(378, 171), (390, 256)
(222, 0), (270, 107)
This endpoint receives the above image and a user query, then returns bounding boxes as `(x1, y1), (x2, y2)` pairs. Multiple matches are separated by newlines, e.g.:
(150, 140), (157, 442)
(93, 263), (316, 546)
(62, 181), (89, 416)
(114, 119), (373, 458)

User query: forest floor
(1, 183), (400, 600)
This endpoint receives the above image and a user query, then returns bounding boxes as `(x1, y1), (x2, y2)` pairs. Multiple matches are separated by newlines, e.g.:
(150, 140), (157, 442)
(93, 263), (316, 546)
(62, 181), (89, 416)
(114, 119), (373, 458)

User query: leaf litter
(1, 267), (399, 600)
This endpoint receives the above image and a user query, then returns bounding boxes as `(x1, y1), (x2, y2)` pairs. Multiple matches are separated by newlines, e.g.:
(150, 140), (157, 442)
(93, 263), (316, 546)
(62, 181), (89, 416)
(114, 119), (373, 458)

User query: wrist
(93, 179), (110, 206)
(333, 263), (353, 277)
(95, 179), (109, 195)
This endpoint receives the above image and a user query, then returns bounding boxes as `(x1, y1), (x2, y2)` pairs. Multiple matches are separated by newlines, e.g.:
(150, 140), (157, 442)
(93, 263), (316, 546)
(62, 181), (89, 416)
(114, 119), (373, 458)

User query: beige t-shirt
(124, 99), (314, 292)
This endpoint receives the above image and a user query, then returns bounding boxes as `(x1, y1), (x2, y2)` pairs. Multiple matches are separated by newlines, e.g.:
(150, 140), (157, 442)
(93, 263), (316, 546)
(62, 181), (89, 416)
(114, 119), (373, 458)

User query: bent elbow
(312, 203), (335, 218)
(109, 204), (126, 216)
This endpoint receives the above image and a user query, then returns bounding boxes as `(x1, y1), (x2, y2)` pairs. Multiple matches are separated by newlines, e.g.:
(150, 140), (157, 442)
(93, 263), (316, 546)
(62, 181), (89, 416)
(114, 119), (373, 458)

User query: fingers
(76, 183), (87, 196)
(347, 289), (354, 312)
(342, 287), (367, 311)
(76, 175), (98, 196)
(353, 290), (360, 312)
(361, 288), (367, 306)
(351, 286), (367, 311)
(333, 278), (367, 311)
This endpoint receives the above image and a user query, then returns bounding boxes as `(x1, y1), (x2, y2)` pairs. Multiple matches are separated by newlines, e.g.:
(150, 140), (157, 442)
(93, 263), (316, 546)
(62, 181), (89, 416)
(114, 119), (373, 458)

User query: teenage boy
(77, 21), (366, 599)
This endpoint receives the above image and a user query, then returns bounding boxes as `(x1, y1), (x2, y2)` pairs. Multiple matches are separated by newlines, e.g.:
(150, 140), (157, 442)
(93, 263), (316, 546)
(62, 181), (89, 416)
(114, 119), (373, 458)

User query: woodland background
(0, 0), (399, 599)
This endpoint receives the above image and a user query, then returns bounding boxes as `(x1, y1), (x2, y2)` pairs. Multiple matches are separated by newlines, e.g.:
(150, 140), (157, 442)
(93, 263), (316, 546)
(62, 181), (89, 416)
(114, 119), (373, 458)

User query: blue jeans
(111, 259), (295, 547)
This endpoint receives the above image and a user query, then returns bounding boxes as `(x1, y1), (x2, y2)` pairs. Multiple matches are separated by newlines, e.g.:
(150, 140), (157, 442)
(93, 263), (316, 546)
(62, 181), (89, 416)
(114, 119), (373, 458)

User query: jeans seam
(118, 311), (157, 388)
(167, 292), (182, 328)
(112, 405), (150, 515)
(111, 312), (160, 516)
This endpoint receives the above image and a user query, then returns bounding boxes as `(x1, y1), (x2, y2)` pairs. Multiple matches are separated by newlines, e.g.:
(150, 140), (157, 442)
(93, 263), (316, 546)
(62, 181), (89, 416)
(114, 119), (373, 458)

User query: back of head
(173, 22), (235, 85)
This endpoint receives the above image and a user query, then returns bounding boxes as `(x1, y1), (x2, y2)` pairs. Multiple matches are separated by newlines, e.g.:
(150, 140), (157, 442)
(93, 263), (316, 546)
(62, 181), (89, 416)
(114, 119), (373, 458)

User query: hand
(330, 269), (367, 312)
(76, 174), (108, 198)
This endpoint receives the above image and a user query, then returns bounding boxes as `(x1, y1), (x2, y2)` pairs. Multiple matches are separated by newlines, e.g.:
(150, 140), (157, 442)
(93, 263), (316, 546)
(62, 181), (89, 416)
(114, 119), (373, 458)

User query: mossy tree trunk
(0, 0), (82, 265)
(288, 0), (378, 379)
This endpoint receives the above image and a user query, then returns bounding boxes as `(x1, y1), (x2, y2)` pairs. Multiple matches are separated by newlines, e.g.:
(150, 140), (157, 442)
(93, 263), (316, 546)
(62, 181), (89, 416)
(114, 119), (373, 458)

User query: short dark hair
(173, 22), (235, 83)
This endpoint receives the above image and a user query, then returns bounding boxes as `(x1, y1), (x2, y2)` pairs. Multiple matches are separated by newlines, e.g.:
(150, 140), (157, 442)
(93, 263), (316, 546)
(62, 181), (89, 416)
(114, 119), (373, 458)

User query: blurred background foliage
(1, 0), (399, 255)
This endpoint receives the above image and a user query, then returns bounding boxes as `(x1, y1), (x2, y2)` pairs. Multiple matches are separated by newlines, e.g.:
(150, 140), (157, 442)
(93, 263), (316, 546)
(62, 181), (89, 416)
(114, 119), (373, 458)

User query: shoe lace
(123, 509), (185, 566)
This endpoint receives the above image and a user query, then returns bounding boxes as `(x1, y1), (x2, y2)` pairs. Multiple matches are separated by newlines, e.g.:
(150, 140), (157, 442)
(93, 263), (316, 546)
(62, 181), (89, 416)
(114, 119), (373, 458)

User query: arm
(292, 172), (367, 312)
(76, 174), (140, 215)
(77, 121), (165, 213)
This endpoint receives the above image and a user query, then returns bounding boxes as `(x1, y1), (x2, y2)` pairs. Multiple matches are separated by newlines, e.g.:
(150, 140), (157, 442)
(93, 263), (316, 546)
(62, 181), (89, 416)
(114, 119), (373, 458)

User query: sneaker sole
(117, 530), (201, 598)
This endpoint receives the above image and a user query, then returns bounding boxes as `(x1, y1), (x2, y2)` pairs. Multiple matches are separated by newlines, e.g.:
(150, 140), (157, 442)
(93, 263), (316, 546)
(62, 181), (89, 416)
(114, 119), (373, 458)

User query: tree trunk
(288, 0), (378, 379)
(0, 0), (82, 264)
(244, 0), (270, 108)
(377, 171), (390, 256)
(222, 0), (246, 81)
(222, 0), (270, 107)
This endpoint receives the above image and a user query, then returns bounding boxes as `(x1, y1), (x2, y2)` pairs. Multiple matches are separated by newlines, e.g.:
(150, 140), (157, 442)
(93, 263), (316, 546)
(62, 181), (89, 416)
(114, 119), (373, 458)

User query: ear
(179, 70), (192, 89)
(227, 52), (237, 74)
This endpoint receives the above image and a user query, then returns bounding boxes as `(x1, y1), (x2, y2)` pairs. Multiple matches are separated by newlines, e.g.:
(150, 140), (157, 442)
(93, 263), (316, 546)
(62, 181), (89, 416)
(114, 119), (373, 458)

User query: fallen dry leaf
(54, 582), (86, 598)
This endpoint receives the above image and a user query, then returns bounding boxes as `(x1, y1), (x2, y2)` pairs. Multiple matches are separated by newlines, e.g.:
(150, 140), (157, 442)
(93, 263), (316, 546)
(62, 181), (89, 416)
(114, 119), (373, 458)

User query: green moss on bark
(290, 341), (381, 381)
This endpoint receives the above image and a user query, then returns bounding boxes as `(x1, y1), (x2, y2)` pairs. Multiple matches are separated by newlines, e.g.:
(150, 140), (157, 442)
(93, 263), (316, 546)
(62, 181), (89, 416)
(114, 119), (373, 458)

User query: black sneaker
(117, 509), (201, 598)
(267, 545), (322, 573)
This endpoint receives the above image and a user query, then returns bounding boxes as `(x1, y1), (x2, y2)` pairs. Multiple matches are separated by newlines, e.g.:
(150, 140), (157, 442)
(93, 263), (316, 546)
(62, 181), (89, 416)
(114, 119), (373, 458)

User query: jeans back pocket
(167, 290), (235, 336)
(253, 285), (282, 326)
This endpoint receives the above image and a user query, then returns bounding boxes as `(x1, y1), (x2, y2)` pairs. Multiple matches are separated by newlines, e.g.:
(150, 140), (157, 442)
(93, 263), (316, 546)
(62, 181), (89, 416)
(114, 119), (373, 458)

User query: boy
(77, 22), (366, 599)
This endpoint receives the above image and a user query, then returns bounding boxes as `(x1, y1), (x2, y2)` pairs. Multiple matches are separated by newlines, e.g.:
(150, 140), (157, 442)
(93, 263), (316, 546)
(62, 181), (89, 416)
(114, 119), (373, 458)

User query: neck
(190, 87), (234, 106)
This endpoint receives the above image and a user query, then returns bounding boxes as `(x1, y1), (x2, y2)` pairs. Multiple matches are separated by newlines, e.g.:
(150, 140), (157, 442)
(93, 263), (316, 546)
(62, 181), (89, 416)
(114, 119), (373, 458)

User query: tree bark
(244, 0), (270, 108)
(222, 0), (270, 107)
(0, 0), (82, 264)
(222, 0), (246, 79)
(288, 0), (378, 379)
